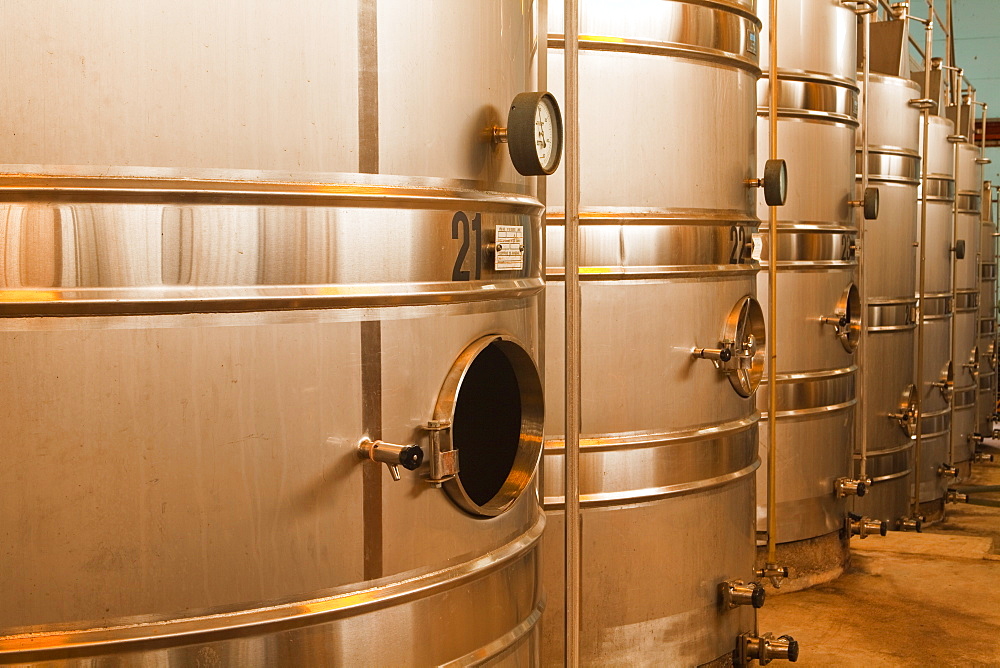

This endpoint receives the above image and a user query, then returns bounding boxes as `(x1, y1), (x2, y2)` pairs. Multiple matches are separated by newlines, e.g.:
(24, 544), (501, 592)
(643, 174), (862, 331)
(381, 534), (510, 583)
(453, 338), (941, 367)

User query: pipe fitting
(946, 490), (968, 503)
(969, 433), (985, 446)
(850, 515), (887, 539)
(721, 580), (766, 609)
(755, 563), (790, 589)
(938, 463), (960, 479)
(736, 632), (799, 666)
(897, 516), (923, 532)
(358, 438), (424, 482)
(835, 477), (870, 498)
(974, 451), (995, 463)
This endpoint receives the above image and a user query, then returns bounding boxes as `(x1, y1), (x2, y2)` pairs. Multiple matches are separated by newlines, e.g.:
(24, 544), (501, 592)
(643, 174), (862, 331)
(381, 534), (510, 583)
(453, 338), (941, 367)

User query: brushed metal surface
(0, 1), (548, 665)
(759, 0), (859, 86)
(543, 0), (760, 663)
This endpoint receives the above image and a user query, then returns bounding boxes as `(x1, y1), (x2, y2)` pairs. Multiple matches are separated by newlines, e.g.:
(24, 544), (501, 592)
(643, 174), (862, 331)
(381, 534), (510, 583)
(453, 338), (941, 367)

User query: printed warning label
(495, 225), (525, 271)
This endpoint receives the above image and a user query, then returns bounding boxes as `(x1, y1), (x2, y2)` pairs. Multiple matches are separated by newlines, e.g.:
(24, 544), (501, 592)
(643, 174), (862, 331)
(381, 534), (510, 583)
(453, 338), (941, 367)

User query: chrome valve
(974, 451), (995, 463)
(721, 580), (766, 610)
(897, 516), (923, 532)
(849, 515), (887, 539)
(358, 438), (424, 482)
(946, 490), (968, 504)
(835, 477), (869, 498)
(736, 632), (799, 666)
(938, 463), (960, 479)
(693, 346), (733, 363)
(755, 563), (790, 589)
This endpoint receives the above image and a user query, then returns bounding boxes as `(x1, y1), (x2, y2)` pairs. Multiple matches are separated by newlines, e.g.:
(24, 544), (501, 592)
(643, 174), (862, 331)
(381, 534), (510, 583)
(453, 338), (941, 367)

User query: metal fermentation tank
(916, 114), (957, 522)
(951, 142), (983, 477)
(978, 181), (997, 440)
(853, 74), (921, 526)
(0, 2), (548, 665)
(543, 0), (766, 663)
(755, 0), (863, 584)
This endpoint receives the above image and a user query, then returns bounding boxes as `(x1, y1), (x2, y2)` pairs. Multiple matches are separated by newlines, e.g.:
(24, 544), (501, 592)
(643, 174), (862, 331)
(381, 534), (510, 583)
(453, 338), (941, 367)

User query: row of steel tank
(0, 1), (995, 667)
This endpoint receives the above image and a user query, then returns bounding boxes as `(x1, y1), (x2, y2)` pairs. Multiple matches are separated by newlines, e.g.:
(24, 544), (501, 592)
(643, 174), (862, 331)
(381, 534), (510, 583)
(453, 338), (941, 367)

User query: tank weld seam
(436, 596), (545, 667)
(759, 397), (857, 420)
(545, 209), (758, 223)
(545, 265), (760, 279)
(854, 440), (914, 457)
(0, 515), (547, 658)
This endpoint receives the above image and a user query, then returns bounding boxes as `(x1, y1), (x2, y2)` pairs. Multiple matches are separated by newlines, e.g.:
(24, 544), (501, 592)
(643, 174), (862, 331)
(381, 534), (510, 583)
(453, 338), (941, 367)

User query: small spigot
(930, 378), (954, 402)
(721, 580), (766, 609)
(974, 451), (995, 463)
(835, 477), (869, 498)
(897, 516), (923, 532)
(693, 346), (733, 363)
(946, 490), (968, 503)
(938, 463), (960, 479)
(849, 513), (887, 539)
(358, 438), (424, 481)
(756, 563), (790, 589)
(736, 632), (800, 666)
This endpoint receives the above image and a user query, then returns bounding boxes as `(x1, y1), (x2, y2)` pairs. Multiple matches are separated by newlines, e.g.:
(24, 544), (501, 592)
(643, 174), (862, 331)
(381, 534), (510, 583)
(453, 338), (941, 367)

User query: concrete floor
(759, 462), (1000, 667)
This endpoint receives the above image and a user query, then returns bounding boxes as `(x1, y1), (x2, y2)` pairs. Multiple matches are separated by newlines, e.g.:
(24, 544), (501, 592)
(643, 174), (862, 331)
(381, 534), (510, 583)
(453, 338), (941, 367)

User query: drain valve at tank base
(721, 580), (766, 610)
(736, 632), (799, 666)
(835, 476), (870, 498)
(358, 438), (425, 482)
(847, 512), (888, 539)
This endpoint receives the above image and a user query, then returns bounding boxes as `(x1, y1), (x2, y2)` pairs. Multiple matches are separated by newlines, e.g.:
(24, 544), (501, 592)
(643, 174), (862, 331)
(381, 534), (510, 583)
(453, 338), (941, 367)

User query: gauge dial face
(535, 97), (558, 173)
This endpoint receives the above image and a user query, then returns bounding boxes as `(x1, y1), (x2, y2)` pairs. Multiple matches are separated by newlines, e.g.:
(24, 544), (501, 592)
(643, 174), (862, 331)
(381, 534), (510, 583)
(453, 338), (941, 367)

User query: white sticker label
(494, 225), (525, 271)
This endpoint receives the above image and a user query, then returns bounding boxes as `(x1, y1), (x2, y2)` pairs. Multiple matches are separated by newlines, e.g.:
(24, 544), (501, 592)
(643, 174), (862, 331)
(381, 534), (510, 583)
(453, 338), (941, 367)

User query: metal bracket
(423, 419), (459, 486)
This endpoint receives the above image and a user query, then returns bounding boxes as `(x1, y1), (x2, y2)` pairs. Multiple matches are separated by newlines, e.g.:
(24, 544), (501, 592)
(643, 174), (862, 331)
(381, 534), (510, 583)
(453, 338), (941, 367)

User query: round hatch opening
(436, 335), (543, 517)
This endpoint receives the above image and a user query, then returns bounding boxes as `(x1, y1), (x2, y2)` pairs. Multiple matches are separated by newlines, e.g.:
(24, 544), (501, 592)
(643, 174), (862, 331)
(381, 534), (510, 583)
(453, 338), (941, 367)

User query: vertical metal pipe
(913, 9), (934, 516)
(948, 107), (959, 466)
(765, 0), (780, 567)
(858, 11), (872, 481)
(562, 0), (581, 664)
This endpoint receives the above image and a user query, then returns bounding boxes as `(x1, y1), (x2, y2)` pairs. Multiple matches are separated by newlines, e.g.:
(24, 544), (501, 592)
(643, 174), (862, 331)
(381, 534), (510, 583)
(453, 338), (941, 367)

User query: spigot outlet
(736, 632), (800, 666)
(693, 346), (732, 363)
(974, 451), (996, 463)
(850, 516), (888, 539)
(755, 563), (790, 589)
(946, 490), (968, 503)
(897, 516), (923, 532)
(358, 438), (424, 482)
(835, 477), (869, 498)
(721, 580), (766, 609)
(938, 463), (960, 479)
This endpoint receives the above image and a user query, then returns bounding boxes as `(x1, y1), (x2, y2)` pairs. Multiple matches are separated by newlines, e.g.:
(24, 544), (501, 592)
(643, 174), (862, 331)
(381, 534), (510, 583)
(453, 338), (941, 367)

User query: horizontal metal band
(758, 366), (857, 418)
(979, 318), (997, 336)
(921, 407), (951, 437)
(954, 385), (978, 409)
(867, 299), (916, 331)
(980, 371), (996, 392)
(855, 439), (913, 459)
(869, 468), (912, 484)
(955, 289), (980, 312)
(957, 193), (982, 213)
(856, 150), (921, 184)
(439, 599), (543, 668)
(753, 228), (857, 267)
(981, 263), (998, 281)
(0, 514), (544, 660)
(547, 213), (759, 278)
(920, 177), (956, 202)
(548, 2), (761, 74)
(757, 77), (858, 125)
(543, 415), (758, 508)
(0, 169), (543, 317)
(920, 293), (954, 319)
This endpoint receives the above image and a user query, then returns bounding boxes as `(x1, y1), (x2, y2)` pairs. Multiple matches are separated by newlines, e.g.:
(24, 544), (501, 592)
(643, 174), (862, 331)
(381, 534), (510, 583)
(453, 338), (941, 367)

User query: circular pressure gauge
(507, 91), (564, 176)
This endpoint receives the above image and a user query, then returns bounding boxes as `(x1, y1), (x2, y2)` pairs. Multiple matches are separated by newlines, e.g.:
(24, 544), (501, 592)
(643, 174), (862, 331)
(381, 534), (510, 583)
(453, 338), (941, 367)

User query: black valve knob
(752, 584), (766, 609)
(779, 635), (800, 663)
(719, 348), (733, 362)
(856, 480), (868, 498)
(878, 520), (888, 537)
(399, 444), (424, 471)
(955, 239), (966, 260)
